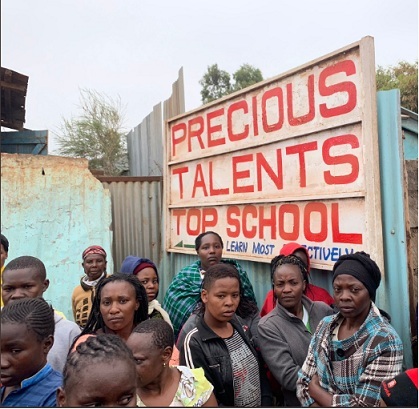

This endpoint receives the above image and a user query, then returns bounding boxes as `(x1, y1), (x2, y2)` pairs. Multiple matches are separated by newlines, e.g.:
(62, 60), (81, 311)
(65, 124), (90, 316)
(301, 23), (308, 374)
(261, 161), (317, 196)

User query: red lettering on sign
(226, 206), (241, 237)
(262, 87), (284, 133)
(331, 203), (362, 244)
(202, 208), (218, 231)
(171, 123), (187, 157)
(256, 150), (283, 191)
(287, 74), (315, 126)
(207, 108), (225, 148)
(252, 96), (259, 136)
(242, 205), (258, 238)
(209, 161), (229, 196)
(304, 203), (328, 242)
(186, 208), (201, 236)
(278, 204), (300, 240)
(192, 164), (208, 198)
(173, 209), (186, 235)
(259, 205), (277, 239)
(323, 134), (360, 185)
(228, 101), (249, 141)
(319, 60), (357, 118)
(232, 154), (254, 193)
(172, 166), (189, 200)
(188, 116), (205, 153)
(286, 142), (318, 187)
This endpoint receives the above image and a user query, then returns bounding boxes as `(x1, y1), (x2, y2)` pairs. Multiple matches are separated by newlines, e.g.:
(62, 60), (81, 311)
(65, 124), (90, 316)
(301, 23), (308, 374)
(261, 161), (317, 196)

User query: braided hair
(270, 254), (309, 301)
(4, 255), (47, 280)
(1, 297), (55, 341)
(80, 273), (148, 336)
(132, 318), (174, 350)
(63, 333), (136, 390)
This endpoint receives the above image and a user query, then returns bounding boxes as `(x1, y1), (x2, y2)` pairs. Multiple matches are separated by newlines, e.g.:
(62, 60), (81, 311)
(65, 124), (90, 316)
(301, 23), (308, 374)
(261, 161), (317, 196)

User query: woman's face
(135, 267), (159, 303)
(100, 281), (139, 333)
(202, 277), (240, 324)
(126, 332), (168, 388)
(273, 263), (306, 313)
(83, 254), (107, 281)
(333, 274), (371, 321)
(197, 233), (223, 271)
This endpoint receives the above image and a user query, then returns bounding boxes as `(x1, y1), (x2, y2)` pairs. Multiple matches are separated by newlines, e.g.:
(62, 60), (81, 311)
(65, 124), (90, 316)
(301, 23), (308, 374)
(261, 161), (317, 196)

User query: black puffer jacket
(179, 315), (272, 406)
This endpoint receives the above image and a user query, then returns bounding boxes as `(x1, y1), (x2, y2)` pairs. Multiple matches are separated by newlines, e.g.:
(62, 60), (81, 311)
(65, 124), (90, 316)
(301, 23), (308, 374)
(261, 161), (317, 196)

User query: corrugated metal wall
(99, 177), (163, 272)
(376, 90), (414, 368)
(127, 67), (185, 176)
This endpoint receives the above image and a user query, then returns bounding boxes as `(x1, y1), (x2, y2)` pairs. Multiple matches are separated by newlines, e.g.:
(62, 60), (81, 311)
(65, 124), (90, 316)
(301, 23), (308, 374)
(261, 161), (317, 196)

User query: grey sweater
(48, 312), (81, 373)
(258, 295), (333, 406)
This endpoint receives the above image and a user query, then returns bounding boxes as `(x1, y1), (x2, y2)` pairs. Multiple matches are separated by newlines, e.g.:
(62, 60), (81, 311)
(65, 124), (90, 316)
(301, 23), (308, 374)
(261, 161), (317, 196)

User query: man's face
(1, 268), (49, 306)
(1, 244), (8, 269)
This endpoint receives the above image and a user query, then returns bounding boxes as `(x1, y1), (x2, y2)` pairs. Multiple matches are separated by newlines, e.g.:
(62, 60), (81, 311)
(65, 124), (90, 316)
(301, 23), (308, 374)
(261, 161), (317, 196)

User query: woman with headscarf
(258, 254), (333, 406)
(296, 251), (404, 407)
(260, 242), (334, 317)
(120, 256), (172, 327)
(72, 245), (108, 328)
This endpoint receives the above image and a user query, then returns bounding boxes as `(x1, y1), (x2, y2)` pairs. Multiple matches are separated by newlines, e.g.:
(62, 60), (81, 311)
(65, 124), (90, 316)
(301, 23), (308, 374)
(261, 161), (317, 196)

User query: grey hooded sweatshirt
(48, 312), (81, 373)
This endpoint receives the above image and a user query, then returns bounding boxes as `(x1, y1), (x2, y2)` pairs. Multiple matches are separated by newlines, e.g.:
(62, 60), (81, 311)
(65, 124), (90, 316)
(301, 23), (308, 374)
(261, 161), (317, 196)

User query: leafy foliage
(200, 63), (263, 104)
(233, 64), (263, 91)
(376, 60), (418, 112)
(199, 64), (232, 104)
(56, 89), (127, 175)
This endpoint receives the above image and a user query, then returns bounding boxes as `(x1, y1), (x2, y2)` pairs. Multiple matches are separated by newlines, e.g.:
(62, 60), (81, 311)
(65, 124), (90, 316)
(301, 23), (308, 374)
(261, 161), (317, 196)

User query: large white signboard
(165, 37), (383, 270)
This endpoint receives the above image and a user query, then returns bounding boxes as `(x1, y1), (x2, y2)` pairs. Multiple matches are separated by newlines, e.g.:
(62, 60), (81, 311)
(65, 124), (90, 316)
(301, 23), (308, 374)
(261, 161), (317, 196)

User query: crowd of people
(0, 231), (417, 407)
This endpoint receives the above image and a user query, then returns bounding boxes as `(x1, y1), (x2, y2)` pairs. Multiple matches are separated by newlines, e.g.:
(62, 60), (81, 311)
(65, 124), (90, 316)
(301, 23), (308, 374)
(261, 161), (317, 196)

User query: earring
(163, 362), (166, 367)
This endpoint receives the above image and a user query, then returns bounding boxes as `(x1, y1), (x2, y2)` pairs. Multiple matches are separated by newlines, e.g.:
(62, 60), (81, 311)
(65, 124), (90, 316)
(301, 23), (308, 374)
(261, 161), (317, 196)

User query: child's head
(81, 273), (148, 336)
(201, 263), (241, 323)
(2, 256), (49, 306)
(1, 233), (9, 268)
(127, 319), (174, 388)
(58, 334), (137, 407)
(1, 297), (55, 387)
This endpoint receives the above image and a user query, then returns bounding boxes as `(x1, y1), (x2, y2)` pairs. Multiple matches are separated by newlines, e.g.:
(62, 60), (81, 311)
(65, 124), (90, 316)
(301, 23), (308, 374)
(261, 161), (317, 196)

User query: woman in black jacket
(179, 263), (272, 407)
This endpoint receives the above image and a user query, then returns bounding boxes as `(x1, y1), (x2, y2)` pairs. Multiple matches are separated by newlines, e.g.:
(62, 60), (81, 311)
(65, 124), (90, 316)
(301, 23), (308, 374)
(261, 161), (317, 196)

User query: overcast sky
(1, 0), (418, 152)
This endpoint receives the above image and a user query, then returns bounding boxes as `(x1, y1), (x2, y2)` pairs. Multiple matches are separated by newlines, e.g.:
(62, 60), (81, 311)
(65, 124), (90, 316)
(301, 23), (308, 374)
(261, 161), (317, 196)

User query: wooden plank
(0, 80), (27, 92)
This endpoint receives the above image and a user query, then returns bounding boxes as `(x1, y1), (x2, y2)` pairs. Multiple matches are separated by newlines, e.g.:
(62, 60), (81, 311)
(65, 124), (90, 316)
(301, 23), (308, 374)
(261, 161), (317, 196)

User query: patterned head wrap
(82, 245), (107, 260)
(332, 251), (381, 302)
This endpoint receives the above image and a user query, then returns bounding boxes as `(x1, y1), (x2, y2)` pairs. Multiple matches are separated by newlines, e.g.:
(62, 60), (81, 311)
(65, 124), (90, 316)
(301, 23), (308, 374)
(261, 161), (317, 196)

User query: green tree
(376, 60), (418, 112)
(233, 64), (263, 91)
(200, 63), (263, 104)
(199, 64), (232, 104)
(56, 89), (127, 175)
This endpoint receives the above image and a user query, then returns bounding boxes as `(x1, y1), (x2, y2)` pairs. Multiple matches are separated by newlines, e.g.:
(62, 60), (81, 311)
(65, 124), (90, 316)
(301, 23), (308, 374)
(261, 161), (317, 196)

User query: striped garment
(162, 259), (256, 338)
(224, 329), (261, 407)
(0, 363), (62, 407)
(296, 303), (404, 407)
